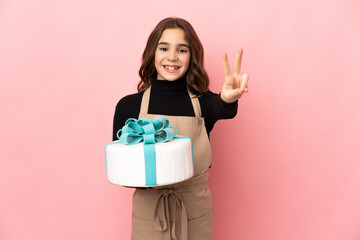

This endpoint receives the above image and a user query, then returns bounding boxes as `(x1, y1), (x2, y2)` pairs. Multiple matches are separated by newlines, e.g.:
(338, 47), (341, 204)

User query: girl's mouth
(163, 65), (180, 71)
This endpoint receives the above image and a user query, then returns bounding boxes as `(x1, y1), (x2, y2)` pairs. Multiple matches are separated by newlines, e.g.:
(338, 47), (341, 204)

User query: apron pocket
(132, 209), (214, 240)
(187, 208), (214, 240)
(131, 213), (163, 240)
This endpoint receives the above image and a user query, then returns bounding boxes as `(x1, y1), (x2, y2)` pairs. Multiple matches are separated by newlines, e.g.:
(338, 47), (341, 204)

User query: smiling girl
(113, 17), (249, 240)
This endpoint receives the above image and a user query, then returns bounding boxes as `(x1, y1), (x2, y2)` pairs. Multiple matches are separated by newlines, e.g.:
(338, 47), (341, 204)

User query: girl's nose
(168, 51), (178, 61)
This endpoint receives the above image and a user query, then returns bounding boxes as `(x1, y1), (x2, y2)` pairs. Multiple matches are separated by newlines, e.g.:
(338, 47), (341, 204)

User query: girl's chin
(159, 77), (179, 81)
(157, 73), (184, 81)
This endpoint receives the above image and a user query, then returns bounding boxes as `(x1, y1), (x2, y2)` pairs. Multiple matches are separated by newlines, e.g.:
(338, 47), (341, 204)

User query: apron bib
(131, 87), (214, 240)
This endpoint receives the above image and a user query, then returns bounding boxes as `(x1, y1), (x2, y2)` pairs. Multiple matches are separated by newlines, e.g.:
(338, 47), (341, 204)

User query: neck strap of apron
(139, 86), (202, 118)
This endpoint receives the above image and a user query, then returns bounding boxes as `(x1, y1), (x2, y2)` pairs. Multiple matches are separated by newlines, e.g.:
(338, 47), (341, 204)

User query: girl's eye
(159, 47), (167, 51)
(179, 49), (188, 53)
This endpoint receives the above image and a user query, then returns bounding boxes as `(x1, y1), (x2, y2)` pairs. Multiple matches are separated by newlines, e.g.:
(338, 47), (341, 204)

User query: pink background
(1, 0), (360, 239)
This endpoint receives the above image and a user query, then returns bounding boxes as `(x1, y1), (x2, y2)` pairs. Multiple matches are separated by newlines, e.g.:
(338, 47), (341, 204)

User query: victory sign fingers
(221, 49), (249, 103)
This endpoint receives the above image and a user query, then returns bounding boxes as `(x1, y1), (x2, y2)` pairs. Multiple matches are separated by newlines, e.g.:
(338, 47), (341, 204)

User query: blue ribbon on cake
(116, 116), (178, 186)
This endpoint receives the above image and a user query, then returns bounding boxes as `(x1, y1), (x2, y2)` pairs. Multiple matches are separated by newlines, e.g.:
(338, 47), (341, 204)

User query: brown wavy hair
(137, 17), (209, 96)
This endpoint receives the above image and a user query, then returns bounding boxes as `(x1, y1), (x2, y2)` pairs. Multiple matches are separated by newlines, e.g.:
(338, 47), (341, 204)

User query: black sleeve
(112, 92), (143, 141)
(199, 91), (238, 134)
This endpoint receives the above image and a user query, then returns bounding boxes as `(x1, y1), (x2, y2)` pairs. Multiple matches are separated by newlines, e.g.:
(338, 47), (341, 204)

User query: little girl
(113, 17), (249, 240)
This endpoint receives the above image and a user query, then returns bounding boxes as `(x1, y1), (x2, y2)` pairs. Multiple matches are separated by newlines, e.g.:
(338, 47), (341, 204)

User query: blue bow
(116, 116), (177, 186)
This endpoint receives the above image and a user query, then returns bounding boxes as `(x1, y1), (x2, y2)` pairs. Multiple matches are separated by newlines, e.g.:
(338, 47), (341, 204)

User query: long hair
(137, 17), (209, 96)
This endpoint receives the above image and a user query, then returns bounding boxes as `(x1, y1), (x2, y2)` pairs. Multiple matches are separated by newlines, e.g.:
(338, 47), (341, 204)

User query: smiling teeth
(165, 66), (178, 70)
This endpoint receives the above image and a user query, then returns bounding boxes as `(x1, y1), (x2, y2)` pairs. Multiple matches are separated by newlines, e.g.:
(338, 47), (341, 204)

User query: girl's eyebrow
(158, 42), (190, 48)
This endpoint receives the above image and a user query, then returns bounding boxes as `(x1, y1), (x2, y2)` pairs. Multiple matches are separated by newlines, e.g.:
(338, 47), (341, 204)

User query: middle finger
(234, 49), (243, 75)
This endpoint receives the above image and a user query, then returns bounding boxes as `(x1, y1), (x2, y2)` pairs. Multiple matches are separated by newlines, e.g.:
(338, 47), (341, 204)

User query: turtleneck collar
(150, 75), (187, 95)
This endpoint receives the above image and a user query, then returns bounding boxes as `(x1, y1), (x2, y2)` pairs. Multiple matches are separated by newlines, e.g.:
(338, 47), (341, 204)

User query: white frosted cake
(105, 137), (194, 187)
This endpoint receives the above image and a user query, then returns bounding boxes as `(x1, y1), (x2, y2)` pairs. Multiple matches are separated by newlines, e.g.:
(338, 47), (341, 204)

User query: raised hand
(221, 49), (249, 103)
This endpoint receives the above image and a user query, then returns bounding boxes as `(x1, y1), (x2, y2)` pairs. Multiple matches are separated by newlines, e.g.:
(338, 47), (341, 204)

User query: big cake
(105, 117), (194, 187)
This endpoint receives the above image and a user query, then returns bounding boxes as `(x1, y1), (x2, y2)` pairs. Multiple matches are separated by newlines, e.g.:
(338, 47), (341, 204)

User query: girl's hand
(220, 49), (249, 103)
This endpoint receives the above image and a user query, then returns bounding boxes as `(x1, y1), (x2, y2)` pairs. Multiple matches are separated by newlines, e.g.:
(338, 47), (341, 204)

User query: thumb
(221, 88), (242, 103)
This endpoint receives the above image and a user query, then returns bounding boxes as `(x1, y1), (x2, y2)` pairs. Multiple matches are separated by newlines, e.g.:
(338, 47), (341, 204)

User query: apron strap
(188, 89), (202, 118)
(153, 189), (187, 240)
(139, 86), (202, 118)
(152, 178), (208, 240)
(139, 87), (151, 115)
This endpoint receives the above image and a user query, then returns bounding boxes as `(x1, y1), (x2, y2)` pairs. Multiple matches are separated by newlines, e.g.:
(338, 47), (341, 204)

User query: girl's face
(155, 28), (191, 81)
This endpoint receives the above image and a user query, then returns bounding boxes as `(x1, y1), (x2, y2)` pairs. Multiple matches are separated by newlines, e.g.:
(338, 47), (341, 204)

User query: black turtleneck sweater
(112, 76), (238, 141)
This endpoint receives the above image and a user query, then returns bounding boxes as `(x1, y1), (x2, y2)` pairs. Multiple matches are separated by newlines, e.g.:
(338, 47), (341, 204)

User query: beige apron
(131, 87), (214, 240)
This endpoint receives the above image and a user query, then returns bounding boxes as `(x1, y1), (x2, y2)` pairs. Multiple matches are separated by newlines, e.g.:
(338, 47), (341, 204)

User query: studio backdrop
(1, 0), (359, 239)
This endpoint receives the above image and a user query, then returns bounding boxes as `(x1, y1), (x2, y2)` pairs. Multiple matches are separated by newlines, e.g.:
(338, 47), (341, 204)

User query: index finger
(222, 53), (231, 77)
(234, 49), (243, 75)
